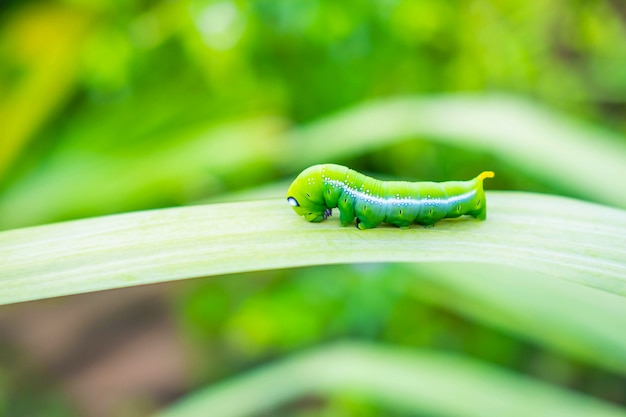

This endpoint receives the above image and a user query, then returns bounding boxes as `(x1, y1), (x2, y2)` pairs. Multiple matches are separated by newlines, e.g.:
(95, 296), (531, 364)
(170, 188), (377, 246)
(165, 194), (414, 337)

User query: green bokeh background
(1, 0), (625, 416)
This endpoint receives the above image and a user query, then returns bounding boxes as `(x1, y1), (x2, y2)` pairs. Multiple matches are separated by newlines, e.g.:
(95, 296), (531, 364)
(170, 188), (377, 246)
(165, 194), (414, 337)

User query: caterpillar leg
(339, 213), (354, 227)
(338, 207), (355, 226)
(355, 217), (378, 230)
(473, 207), (487, 220)
(469, 199), (487, 220)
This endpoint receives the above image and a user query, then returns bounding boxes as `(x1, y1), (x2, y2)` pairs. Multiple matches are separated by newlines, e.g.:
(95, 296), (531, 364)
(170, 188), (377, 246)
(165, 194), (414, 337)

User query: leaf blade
(1, 192), (625, 305)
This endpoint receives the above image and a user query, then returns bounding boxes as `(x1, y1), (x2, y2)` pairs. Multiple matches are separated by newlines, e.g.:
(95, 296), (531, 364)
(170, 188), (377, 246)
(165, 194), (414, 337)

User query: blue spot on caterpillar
(286, 164), (494, 229)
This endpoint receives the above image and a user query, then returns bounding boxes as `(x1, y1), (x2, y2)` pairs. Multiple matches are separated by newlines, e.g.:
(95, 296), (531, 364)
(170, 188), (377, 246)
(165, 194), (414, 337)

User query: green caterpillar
(286, 164), (494, 229)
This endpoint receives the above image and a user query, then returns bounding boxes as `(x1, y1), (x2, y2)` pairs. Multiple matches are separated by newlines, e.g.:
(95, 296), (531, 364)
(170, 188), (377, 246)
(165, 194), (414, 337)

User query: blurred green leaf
(405, 263), (626, 375)
(155, 342), (626, 417)
(0, 117), (286, 229)
(0, 191), (624, 305)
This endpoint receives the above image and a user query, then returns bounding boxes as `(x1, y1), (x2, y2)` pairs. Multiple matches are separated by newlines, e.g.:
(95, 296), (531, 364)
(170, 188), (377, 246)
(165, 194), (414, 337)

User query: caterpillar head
(286, 167), (329, 222)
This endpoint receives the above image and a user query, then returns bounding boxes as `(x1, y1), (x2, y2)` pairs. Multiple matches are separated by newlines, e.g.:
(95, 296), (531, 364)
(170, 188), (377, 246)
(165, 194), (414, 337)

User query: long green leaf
(156, 342), (626, 417)
(1, 192), (624, 305)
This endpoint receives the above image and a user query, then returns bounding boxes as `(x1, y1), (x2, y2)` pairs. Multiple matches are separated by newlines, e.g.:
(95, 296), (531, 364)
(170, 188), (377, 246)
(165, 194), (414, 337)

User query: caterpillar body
(286, 164), (494, 230)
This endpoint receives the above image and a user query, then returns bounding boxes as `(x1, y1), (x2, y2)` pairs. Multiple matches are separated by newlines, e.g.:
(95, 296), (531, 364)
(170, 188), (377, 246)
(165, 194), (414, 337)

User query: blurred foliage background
(1, 0), (626, 416)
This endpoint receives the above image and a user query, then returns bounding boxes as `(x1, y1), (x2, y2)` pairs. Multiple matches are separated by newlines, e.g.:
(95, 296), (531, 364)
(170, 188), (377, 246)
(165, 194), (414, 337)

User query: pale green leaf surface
(156, 342), (626, 417)
(1, 192), (625, 305)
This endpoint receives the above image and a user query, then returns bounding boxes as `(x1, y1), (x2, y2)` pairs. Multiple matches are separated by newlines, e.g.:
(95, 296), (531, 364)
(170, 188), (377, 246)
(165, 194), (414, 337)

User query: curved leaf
(1, 192), (625, 305)
(156, 342), (626, 417)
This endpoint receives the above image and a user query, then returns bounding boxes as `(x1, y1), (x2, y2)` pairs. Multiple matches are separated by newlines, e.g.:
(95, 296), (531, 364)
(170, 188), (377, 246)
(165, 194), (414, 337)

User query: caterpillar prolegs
(286, 164), (494, 230)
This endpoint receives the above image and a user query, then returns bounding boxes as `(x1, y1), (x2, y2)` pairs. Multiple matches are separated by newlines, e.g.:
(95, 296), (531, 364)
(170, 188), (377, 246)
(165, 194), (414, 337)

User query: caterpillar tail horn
(472, 171), (494, 221)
